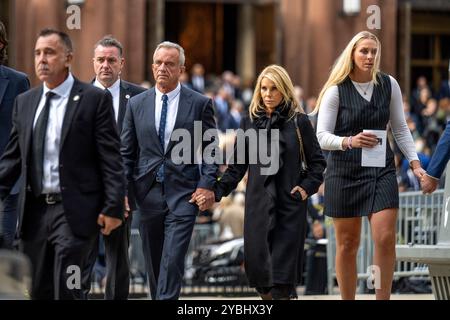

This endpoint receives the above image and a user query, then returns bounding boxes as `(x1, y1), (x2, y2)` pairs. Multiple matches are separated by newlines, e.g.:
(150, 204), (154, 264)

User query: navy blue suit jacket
(0, 65), (29, 156)
(121, 85), (218, 216)
(438, 80), (450, 100)
(427, 121), (450, 179)
(0, 65), (30, 195)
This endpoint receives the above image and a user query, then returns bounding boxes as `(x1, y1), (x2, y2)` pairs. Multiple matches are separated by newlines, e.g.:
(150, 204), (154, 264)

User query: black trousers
(84, 216), (131, 299)
(21, 200), (97, 300)
(0, 193), (19, 249)
(139, 182), (196, 300)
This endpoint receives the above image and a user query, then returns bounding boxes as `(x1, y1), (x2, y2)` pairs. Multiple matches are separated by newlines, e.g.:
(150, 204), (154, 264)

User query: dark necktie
(30, 91), (56, 196)
(104, 88), (117, 125)
(156, 94), (168, 183)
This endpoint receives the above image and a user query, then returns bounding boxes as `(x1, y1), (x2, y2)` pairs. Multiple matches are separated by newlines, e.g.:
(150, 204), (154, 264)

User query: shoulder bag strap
(294, 114), (308, 170)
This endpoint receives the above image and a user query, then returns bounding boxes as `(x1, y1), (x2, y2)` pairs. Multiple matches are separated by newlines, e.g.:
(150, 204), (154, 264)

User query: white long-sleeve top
(316, 75), (419, 163)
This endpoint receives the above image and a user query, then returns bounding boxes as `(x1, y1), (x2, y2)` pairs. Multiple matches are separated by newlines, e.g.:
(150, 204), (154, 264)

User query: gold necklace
(354, 81), (372, 95)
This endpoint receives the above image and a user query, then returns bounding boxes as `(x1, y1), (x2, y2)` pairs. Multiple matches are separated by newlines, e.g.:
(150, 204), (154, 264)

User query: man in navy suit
(121, 41), (218, 299)
(438, 65), (450, 100)
(0, 21), (30, 249)
(87, 35), (146, 300)
(421, 121), (450, 194)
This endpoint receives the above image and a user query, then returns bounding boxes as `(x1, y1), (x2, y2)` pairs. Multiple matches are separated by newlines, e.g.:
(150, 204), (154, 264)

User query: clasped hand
(97, 213), (122, 236)
(189, 188), (215, 211)
(420, 174), (439, 195)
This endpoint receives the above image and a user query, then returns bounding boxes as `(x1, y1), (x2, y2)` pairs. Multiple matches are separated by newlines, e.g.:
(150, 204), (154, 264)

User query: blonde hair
(249, 64), (303, 120)
(312, 31), (381, 115)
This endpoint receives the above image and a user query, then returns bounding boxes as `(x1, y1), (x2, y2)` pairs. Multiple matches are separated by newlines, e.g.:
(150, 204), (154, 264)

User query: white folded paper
(361, 129), (386, 167)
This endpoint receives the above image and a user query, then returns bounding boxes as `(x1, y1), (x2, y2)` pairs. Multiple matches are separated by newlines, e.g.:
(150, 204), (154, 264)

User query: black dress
(324, 72), (399, 218)
(215, 106), (326, 288)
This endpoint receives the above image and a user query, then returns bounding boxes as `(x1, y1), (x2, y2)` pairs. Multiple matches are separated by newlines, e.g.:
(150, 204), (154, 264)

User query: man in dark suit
(0, 21), (30, 249)
(121, 41), (218, 300)
(0, 29), (125, 299)
(189, 63), (209, 94)
(87, 35), (145, 300)
(421, 121), (450, 194)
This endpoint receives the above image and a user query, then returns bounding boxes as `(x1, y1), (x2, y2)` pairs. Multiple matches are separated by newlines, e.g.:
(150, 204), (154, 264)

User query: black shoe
(256, 286), (272, 300)
(271, 284), (294, 300)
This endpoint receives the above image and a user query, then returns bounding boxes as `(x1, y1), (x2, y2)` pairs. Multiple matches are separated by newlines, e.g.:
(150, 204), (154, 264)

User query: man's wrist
(425, 173), (440, 181)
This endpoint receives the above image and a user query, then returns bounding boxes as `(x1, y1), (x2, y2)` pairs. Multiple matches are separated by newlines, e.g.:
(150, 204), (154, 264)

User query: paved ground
(179, 293), (434, 300)
(90, 285), (436, 300)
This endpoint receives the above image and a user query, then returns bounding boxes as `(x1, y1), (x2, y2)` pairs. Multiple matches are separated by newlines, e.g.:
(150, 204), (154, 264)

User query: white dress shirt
(33, 73), (75, 193)
(155, 83), (181, 151)
(316, 75), (418, 162)
(94, 78), (120, 122)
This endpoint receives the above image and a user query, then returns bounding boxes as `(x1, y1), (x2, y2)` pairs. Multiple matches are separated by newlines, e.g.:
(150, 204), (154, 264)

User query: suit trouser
(83, 216), (132, 299)
(0, 193), (18, 249)
(139, 182), (196, 300)
(21, 200), (97, 300)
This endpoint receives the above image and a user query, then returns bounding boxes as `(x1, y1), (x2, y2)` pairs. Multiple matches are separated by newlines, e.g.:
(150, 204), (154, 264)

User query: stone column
(236, 4), (255, 84)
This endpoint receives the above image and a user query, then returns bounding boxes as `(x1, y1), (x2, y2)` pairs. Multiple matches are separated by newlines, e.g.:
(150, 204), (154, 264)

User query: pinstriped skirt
(323, 156), (399, 218)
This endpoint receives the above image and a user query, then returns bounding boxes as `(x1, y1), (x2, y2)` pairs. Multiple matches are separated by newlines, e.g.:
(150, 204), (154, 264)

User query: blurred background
(0, 0), (448, 98)
(1, 0), (449, 298)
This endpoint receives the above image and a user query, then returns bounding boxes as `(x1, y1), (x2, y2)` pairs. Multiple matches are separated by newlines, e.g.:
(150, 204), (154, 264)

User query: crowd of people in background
(399, 75), (450, 191)
(172, 63), (450, 198)
(1, 21), (449, 300)
(174, 60), (449, 296)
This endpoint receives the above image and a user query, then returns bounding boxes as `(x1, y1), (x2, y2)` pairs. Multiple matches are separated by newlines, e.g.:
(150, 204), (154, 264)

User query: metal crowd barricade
(396, 164), (450, 300)
(326, 189), (445, 295)
(101, 222), (221, 298)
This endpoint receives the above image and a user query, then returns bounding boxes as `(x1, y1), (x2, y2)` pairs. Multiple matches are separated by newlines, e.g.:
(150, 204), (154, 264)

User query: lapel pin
(125, 94), (130, 99)
(73, 95), (80, 101)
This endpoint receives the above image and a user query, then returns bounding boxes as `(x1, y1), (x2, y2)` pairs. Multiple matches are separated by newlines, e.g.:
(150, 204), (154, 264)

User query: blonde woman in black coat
(193, 65), (326, 299)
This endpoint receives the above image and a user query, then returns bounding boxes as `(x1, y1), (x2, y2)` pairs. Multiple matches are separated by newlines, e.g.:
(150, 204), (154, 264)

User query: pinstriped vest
(331, 72), (393, 165)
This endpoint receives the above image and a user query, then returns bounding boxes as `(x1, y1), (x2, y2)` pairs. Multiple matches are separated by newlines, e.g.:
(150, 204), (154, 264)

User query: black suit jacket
(91, 78), (146, 133)
(117, 80), (146, 133)
(92, 78), (146, 209)
(117, 80), (145, 209)
(0, 77), (125, 238)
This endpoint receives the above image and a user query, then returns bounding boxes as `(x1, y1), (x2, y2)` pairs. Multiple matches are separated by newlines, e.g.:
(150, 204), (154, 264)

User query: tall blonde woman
(195, 65), (326, 299)
(314, 31), (426, 299)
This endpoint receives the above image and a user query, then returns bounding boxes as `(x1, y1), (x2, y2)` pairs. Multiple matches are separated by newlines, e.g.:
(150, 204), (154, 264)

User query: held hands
(124, 196), (131, 219)
(189, 188), (215, 211)
(290, 186), (308, 201)
(421, 175), (439, 195)
(412, 166), (426, 181)
(97, 213), (122, 236)
(409, 160), (437, 195)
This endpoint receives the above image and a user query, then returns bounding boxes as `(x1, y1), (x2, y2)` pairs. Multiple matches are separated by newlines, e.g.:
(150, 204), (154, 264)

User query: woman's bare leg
(333, 217), (362, 300)
(368, 208), (398, 300)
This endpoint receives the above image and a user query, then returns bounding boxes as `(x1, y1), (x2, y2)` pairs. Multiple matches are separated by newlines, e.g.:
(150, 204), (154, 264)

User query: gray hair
(154, 41), (185, 66)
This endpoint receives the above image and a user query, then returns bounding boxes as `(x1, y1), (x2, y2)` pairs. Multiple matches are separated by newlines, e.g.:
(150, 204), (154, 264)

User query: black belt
(39, 193), (63, 205)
